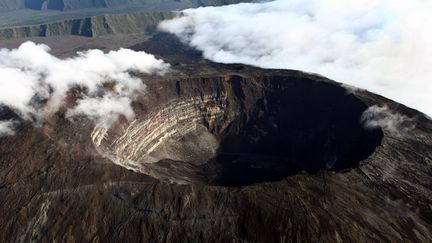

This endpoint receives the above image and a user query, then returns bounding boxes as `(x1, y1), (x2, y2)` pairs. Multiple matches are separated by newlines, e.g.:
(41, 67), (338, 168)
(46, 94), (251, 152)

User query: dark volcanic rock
(130, 33), (205, 64)
(0, 62), (432, 242)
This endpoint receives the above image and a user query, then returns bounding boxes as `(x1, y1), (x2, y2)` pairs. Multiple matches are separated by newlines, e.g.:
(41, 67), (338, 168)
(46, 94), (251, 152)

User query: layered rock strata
(92, 94), (229, 167)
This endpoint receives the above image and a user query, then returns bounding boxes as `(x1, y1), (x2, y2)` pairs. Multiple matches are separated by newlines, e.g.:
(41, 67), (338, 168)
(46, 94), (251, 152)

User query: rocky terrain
(0, 31), (432, 242)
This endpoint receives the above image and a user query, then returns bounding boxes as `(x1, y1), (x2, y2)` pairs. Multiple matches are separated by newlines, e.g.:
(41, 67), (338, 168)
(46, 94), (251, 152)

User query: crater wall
(92, 72), (383, 186)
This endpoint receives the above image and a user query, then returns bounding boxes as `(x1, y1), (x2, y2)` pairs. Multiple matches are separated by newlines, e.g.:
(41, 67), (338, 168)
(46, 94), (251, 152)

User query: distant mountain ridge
(0, 0), (254, 39)
(0, 0), (251, 12)
(0, 11), (174, 39)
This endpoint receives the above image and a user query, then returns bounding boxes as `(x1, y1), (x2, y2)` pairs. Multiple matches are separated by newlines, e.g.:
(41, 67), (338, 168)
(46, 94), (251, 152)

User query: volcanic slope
(0, 60), (432, 242)
(0, 34), (431, 242)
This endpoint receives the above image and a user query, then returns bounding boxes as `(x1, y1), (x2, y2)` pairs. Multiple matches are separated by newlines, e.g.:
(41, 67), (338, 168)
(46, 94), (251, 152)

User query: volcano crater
(92, 70), (383, 186)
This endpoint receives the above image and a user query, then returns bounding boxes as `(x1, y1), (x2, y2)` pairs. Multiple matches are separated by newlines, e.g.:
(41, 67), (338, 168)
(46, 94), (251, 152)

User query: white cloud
(160, 0), (432, 117)
(67, 95), (135, 128)
(0, 120), (15, 137)
(361, 105), (412, 137)
(0, 41), (169, 134)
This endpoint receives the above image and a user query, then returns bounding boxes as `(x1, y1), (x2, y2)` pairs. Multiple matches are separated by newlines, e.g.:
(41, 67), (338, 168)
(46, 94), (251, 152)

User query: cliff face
(0, 62), (431, 242)
(0, 0), (255, 39)
(0, 18), (93, 38)
(0, 11), (174, 39)
(0, 0), (253, 12)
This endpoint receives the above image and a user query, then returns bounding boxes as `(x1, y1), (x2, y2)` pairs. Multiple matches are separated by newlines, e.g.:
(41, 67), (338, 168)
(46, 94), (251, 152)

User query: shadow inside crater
(208, 76), (383, 187)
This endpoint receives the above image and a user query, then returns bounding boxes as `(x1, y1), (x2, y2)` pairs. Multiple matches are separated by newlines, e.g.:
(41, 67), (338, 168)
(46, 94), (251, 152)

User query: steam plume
(361, 105), (412, 137)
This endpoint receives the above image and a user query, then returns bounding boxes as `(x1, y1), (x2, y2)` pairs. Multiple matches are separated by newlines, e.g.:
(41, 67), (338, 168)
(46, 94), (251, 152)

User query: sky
(160, 0), (432, 117)
(0, 41), (169, 136)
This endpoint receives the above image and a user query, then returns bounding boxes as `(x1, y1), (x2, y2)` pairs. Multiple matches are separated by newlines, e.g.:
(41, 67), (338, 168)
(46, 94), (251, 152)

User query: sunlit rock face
(92, 94), (228, 166)
(91, 70), (383, 186)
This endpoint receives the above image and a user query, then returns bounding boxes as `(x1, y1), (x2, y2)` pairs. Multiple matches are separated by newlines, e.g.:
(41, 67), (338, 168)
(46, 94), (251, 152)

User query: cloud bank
(0, 120), (15, 136)
(0, 41), (169, 136)
(361, 105), (412, 137)
(160, 0), (432, 117)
